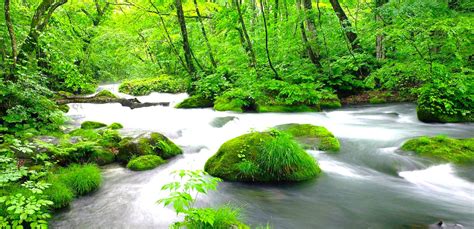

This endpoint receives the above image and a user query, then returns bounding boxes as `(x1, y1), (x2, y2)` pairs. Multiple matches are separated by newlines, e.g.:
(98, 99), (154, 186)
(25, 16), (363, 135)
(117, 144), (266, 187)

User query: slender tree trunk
(175, 0), (196, 75)
(17, 0), (68, 62)
(193, 0), (217, 68)
(4, 0), (17, 70)
(301, 0), (321, 67)
(260, 0), (279, 79)
(329, 0), (360, 51)
(274, 0), (279, 22)
(235, 0), (256, 67)
(150, 1), (189, 74)
(375, 0), (387, 60)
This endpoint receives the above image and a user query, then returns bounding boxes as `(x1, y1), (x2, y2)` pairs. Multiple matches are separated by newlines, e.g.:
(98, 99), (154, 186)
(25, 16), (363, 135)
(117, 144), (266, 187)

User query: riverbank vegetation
(1, 0), (473, 227)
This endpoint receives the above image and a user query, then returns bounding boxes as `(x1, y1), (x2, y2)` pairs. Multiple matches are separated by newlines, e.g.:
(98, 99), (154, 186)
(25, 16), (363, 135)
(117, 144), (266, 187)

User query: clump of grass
(57, 164), (102, 195)
(401, 136), (474, 164)
(127, 155), (165, 171)
(43, 178), (75, 209)
(205, 130), (321, 182)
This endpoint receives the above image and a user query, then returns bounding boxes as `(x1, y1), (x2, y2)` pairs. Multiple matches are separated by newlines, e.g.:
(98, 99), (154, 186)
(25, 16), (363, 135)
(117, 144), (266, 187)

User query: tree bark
(260, 0), (279, 79)
(329, 0), (360, 51)
(375, 0), (387, 60)
(4, 0), (17, 70)
(235, 0), (256, 67)
(175, 0), (196, 75)
(193, 0), (217, 68)
(299, 0), (321, 67)
(17, 0), (68, 62)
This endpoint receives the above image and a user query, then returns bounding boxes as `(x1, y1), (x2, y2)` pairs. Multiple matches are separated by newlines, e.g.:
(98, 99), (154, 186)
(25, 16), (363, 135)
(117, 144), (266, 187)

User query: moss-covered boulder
(108, 122), (124, 130)
(117, 133), (182, 163)
(417, 106), (474, 123)
(401, 136), (474, 164)
(176, 95), (214, 108)
(127, 155), (166, 171)
(319, 98), (342, 109)
(96, 90), (118, 99)
(205, 130), (321, 182)
(257, 104), (319, 113)
(275, 124), (340, 152)
(118, 75), (189, 96)
(81, 121), (107, 129)
(213, 89), (257, 112)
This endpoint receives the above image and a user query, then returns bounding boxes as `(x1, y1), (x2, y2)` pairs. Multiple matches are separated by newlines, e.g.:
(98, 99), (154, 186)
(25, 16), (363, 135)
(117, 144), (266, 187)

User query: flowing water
(52, 84), (474, 229)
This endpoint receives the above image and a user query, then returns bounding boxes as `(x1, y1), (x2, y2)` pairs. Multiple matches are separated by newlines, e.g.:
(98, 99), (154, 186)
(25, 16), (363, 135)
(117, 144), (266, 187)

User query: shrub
(127, 155), (165, 171)
(57, 164), (102, 195)
(205, 131), (321, 182)
(81, 121), (107, 129)
(401, 136), (474, 164)
(118, 75), (189, 96)
(214, 88), (257, 112)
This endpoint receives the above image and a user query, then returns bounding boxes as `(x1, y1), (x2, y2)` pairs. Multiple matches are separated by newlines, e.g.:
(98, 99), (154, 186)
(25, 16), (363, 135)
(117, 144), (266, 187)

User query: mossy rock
(213, 90), (257, 112)
(108, 122), (124, 130)
(257, 104), (320, 113)
(117, 133), (182, 163)
(127, 155), (166, 171)
(81, 121), (107, 129)
(118, 75), (189, 96)
(205, 131), (321, 182)
(319, 98), (342, 109)
(176, 95), (214, 108)
(91, 148), (115, 165)
(96, 90), (118, 99)
(417, 106), (474, 123)
(401, 136), (474, 164)
(275, 124), (340, 152)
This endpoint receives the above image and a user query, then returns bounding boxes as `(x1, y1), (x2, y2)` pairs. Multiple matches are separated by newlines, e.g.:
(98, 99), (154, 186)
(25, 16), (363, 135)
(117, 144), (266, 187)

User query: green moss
(69, 128), (102, 140)
(126, 155), (166, 171)
(96, 90), (117, 99)
(257, 104), (319, 113)
(214, 96), (246, 112)
(108, 122), (123, 130)
(276, 124), (340, 152)
(81, 121), (107, 129)
(97, 129), (122, 147)
(117, 133), (182, 163)
(91, 148), (115, 165)
(149, 133), (183, 159)
(319, 98), (342, 109)
(205, 131), (321, 182)
(417, 106), (474, 123)
(213, 89), (257, 112)
(57, 164), (102, 195)
(401, 136), (474, 164)
(44, 178), (75, 209)
(176, 95), (214, 108)
(58, 104), (70, 113)
(118, 75), (189, 96)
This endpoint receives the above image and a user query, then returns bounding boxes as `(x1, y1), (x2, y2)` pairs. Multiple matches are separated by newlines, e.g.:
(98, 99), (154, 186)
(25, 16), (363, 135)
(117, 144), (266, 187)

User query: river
(51, 84), (474, 229)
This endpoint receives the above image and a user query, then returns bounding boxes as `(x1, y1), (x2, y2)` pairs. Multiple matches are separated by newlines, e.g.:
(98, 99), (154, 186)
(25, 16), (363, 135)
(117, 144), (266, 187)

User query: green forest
(1, 0), (473, 228)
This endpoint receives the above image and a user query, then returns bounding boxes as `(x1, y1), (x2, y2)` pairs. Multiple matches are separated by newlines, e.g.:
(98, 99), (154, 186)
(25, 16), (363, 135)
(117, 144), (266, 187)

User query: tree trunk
(329, 0), (360, 51)
(260, 0), (279, 79)
(4, 0), (17, 71)
(193, 0), (217, 68)
(235, 0), (256, 67)
(301, 0), (321, 67)
(175, 0), (196, 75)
(17, 0), (68, 62)
(375, 0), (387, 60)
(274, 0), (279, 22)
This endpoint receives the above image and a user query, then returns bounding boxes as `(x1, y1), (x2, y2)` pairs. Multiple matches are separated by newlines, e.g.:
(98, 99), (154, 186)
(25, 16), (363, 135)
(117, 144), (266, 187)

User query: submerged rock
(275, 124), (340, 152)
(210, 116), (237, 128)
(205, 130), (320, 182)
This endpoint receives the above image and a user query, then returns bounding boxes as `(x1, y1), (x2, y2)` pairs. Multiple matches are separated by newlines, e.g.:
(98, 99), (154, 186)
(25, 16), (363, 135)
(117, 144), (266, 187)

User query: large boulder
(117, 133), (182, 163)
(275, 124), (340, 152)
(205, 130), (320, 182)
